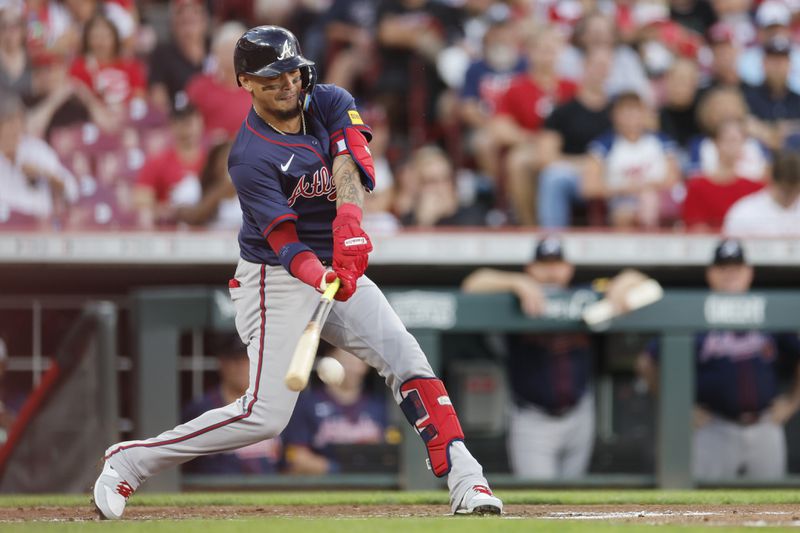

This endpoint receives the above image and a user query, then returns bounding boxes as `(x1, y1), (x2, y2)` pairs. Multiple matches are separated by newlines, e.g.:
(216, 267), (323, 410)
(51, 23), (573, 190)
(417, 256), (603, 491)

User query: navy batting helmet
(234, 26), (316, 109)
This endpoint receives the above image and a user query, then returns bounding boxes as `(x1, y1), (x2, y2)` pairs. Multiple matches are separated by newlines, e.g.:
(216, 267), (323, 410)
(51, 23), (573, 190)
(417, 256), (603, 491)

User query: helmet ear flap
(300, 65), (317, 111)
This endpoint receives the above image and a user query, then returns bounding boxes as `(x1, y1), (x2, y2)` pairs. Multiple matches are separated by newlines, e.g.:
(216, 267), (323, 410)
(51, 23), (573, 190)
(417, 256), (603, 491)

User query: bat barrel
(284, 322), (321, 391)
(283, 279), (341, 392)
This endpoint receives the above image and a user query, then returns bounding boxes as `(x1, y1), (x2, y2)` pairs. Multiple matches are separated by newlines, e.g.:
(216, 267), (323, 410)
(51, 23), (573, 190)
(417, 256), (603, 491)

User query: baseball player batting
(92, 25), (502, 519)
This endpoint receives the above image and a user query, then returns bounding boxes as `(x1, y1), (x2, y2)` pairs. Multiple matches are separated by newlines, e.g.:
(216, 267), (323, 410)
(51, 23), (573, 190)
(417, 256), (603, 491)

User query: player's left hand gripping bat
(284, 278), (340, 392)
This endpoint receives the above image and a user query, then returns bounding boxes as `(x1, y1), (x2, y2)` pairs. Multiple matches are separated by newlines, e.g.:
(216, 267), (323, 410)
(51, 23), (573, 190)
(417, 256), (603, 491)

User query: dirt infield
(2, 504), (800, 526)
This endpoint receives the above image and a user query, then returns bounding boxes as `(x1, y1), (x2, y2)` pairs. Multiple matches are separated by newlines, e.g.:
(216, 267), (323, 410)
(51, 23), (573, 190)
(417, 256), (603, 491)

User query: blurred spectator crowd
(1, 0), (800, 234)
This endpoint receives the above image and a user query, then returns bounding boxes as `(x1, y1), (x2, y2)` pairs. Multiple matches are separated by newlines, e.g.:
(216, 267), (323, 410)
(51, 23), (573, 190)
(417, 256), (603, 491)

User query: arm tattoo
(333, 155), (365, 209)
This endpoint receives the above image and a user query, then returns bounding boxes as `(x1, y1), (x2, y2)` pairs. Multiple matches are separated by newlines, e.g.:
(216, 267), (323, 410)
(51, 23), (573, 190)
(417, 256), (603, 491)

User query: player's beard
(272, 102), (301, 122)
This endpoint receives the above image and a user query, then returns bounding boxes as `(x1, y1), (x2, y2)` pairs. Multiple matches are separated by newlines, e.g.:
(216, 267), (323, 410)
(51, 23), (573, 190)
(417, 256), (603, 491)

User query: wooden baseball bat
(284, 278), (341, 392)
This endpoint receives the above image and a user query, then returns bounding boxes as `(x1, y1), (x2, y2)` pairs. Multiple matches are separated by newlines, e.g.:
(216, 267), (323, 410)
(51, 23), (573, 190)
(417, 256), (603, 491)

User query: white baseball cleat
(92, 461), (135, 520)
(454, 484), (503, 515)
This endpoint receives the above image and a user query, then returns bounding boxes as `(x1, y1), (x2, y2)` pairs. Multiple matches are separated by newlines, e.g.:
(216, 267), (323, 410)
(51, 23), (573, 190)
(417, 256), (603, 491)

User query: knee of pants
(393, 333), (436, 380)
(376, 335), (436, 399)
(246, 403), (295, 441)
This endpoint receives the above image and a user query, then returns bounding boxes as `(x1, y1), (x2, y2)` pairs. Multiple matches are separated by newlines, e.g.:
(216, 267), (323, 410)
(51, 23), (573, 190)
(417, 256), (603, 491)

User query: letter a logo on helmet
(277, 40), (294, 60)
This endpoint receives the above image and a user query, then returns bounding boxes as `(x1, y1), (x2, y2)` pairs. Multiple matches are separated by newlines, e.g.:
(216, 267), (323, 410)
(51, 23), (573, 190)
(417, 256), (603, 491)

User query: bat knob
(285, 375), (307, 392)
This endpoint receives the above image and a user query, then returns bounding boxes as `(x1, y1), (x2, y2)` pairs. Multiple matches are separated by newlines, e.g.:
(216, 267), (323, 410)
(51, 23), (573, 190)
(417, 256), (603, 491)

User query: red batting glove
(316, 269), (356, 302)
(332, 204), (373, 279)
(333, 268), (358, 302)
(292, 253), (352, 301)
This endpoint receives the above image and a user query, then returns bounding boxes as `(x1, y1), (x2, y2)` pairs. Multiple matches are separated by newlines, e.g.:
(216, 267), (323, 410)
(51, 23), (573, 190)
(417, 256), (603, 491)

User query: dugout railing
(129, 287), (800, 492)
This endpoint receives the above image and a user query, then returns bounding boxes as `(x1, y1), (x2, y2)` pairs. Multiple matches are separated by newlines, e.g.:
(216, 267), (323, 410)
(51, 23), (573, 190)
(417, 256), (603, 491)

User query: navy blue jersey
(742, 83), (800, 123)
(646, 331), (800, 419)
(282, 386), (388, 460)
(460, 58), (526, 110)
(506, 332), (594, 413)
(228, 84), (372, 265)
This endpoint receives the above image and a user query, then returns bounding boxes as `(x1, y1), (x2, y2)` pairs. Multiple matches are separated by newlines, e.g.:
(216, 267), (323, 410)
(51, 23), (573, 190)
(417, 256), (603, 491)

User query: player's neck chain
(255, 106), (306, 136)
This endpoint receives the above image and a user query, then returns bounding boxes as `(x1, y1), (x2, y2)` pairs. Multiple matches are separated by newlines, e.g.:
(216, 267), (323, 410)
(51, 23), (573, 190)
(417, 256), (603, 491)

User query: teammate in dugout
(92, 25), (503, 518)
(462, 235), (654, 479)
(638, 239), (800, 480)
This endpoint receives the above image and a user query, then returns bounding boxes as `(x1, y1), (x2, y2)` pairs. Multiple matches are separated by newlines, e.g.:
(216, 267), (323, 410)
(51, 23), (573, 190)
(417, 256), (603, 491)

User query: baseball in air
(316, 356), (345, 385)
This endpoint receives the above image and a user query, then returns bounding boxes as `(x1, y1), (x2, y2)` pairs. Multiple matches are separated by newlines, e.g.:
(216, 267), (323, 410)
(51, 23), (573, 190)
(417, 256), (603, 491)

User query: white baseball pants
(105, 260), (488, 509)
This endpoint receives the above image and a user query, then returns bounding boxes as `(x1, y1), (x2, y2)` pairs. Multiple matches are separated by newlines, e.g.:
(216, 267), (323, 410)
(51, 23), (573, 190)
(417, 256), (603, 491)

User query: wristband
(279, 241), (314, 274)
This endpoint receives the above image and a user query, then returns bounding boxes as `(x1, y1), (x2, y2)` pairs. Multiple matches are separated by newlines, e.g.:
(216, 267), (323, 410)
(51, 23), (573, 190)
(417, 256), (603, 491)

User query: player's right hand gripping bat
(284, 278), (341, 392)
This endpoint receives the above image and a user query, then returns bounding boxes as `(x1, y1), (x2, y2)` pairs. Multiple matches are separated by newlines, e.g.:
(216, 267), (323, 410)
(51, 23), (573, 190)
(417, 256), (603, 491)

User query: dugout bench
(130, 287), (800, 492)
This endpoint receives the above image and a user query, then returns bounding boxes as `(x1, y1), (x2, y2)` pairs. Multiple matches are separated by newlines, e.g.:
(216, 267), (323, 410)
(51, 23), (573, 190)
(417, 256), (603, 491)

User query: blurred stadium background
(1, 0), (800, 501)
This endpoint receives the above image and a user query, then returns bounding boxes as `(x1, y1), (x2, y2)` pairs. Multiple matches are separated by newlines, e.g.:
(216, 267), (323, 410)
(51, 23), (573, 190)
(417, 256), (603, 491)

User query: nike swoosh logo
(280, 154), (295, 172)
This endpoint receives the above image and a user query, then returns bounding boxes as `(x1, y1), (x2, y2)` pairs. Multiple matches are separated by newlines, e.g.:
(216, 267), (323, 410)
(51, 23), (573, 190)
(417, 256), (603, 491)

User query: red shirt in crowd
(185, 74), (252, 138)
(136, 147), (207, 203)
(69, 56), (146, 105)
(682, 175), (764, 230)
(105, 0), (136, 10)
(495, 76), (578, 132)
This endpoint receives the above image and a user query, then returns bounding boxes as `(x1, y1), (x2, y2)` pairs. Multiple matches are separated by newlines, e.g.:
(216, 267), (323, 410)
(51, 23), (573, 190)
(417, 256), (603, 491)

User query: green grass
(1, 489), (799, 508)
(3, 491), (800, 532)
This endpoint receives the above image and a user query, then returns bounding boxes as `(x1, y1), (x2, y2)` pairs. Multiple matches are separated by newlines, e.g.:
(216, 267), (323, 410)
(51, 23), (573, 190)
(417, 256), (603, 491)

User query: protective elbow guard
(331, 127), (375, 191)
(399, 377), (464, 477)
